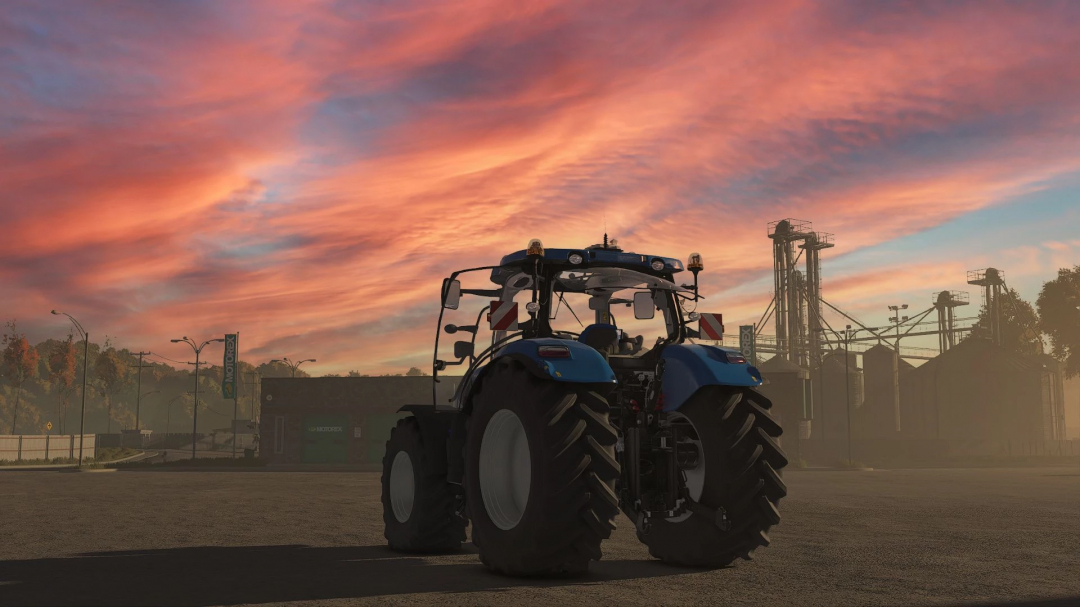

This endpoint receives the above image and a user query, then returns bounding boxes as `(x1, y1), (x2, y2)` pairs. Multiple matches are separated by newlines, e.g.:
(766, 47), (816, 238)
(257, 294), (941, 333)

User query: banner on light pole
(223, 334), (238, 399)
(739, 325), (756, 365)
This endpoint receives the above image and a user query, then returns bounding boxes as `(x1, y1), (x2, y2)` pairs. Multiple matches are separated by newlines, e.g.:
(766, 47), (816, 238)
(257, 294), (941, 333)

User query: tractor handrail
(433, 264), (502, 409)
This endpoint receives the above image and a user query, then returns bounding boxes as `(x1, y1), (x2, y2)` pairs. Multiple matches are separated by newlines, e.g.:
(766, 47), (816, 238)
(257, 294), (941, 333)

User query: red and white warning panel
(489, 300), (519, 331)
(699, 313), (725, 340)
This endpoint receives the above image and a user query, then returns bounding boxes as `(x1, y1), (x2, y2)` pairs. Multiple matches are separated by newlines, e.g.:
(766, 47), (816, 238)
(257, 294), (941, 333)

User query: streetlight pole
(171, 336), (225, 460)
(52, 311), (89, 469)
(844, 324), (853, 465)
(270, 357), (316, 378)
(887, 305), (909, 434)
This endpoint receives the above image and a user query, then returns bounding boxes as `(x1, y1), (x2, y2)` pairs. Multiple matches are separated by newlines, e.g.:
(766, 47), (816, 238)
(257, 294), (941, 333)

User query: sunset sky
(2, 1), (1080, 375)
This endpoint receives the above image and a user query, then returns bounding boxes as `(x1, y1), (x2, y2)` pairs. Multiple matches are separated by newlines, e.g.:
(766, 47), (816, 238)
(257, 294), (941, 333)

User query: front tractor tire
(381, 417), (466, 552)
(636, 386), (788, 568)
(465, 360), (620, 576)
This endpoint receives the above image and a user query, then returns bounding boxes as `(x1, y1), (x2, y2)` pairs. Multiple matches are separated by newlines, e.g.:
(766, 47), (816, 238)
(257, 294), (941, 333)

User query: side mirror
(634, 292), (655, 319)
(443, 279), (461, 310)
(453, 341), (474, 359)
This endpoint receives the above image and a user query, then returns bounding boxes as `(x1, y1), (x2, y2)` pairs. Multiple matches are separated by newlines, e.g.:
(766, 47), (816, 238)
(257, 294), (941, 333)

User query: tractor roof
(491, 246), (684, 285)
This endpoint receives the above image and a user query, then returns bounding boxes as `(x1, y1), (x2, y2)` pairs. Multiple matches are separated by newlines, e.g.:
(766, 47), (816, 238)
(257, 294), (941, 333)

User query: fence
(0, 435), (97, 462)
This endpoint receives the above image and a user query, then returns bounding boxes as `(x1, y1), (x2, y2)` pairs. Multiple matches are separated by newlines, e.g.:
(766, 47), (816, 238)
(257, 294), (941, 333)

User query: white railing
(0, 434), (97, 461)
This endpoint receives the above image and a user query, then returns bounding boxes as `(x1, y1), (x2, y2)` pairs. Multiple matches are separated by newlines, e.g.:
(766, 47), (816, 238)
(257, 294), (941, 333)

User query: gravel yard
(1, 466), (1077, 606)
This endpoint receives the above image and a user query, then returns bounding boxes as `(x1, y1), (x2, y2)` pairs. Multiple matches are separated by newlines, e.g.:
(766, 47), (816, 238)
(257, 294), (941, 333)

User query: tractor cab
(433, 238), (706, 385)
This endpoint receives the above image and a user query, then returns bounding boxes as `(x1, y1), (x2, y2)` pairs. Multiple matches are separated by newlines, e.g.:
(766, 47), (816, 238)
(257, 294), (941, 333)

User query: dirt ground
(1, 466), (1077, 606)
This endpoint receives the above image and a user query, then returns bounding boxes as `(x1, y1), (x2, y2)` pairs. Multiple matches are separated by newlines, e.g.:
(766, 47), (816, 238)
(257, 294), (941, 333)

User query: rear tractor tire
(465, 359), (620, 575)
(381, 416), (466, 552)
(634, 386), (787, 568)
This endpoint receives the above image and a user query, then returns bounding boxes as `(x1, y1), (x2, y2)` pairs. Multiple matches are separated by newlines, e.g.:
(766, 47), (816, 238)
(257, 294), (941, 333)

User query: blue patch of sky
(715, 93), (1078, 208)
(297, 90), (414, 165)
(211, 239), (302, 263)
(830, 171), (1080, 292)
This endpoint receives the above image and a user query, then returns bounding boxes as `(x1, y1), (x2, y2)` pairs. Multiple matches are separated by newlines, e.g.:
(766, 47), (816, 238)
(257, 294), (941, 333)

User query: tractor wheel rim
(667, 412), (705, 502)
(389, 450), (415, 523)
(479, 409), (531, 530)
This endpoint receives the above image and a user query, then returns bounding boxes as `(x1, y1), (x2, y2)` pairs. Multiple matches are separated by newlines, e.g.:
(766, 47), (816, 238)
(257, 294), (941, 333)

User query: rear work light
(538, 345), (571, 358)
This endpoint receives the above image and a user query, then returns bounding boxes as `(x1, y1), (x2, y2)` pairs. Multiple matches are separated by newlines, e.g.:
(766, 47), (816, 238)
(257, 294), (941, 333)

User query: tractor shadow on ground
(0, 544), (695, 606)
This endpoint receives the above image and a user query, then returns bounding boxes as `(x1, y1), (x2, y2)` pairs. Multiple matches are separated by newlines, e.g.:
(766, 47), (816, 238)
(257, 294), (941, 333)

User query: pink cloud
(2, 1), (1079, 373)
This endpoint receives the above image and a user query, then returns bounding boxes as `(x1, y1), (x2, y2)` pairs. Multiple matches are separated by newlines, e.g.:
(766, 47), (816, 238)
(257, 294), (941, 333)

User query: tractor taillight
(725, 352), (746, 364)
(538, 345), (571, 358)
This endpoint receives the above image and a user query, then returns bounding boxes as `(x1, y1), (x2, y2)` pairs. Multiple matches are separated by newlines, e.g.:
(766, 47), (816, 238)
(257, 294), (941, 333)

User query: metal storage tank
(756, 355), (810, 434)
(813, 351), (864, 442)
(863, 344), (901, 438)
(899, 338), (1058, 442)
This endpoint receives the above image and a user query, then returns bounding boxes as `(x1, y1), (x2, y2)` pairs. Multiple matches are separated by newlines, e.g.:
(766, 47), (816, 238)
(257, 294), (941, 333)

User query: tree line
(968, 264), (1080, 379)
(0, 331), (310, 436)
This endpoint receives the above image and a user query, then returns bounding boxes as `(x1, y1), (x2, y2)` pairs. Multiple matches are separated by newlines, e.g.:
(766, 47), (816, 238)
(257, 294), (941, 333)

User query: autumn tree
(93, 347), (130, 433)
(405, 367), (426, 376)
(1037, 265), (1080, 378)
(971, 288), (1043, 356)
(2, 321), (40, 434)
(48, 335), (78, 433)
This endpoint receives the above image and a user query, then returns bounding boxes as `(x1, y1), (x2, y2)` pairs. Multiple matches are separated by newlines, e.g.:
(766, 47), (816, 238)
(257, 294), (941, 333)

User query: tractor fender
(660, 344), (763, 412)
(499, 338), (618, 384)
(458, 338), (616, 410)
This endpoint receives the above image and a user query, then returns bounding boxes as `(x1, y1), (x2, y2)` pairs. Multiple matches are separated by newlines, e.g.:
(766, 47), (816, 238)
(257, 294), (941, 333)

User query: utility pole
(130, 352), (152, 431)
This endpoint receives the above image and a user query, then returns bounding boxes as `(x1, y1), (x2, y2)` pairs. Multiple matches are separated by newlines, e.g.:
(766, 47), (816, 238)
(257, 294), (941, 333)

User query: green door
(302, 415), (349, 463)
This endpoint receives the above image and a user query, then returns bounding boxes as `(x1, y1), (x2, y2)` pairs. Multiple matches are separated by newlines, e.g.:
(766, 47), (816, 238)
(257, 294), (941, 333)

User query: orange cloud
(2, 1), (1080, 373)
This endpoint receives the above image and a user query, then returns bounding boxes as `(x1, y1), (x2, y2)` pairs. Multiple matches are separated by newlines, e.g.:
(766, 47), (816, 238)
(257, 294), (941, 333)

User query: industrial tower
(801, 230), (834, 366)
(933, 290), (970, 353)
(768, 219), (832, 366)
(967, 268), (1005, 346)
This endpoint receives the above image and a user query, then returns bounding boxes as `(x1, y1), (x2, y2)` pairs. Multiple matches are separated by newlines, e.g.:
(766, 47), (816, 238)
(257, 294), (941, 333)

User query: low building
(258, 376), (459, 465)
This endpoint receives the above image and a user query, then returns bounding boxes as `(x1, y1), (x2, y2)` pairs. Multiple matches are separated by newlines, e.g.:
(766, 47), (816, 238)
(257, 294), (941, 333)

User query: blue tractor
(381, 238), (787, 575)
